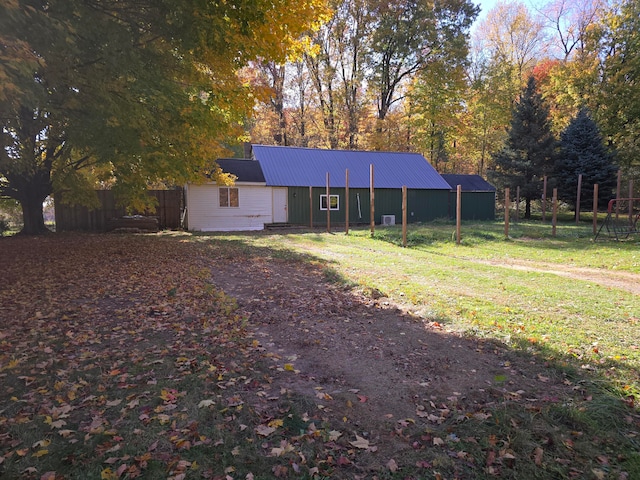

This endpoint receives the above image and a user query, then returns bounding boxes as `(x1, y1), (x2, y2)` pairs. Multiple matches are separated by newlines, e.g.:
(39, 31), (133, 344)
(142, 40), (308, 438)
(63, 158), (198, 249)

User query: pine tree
(556, 108), (617, 211)
(488, 76), (557, 218)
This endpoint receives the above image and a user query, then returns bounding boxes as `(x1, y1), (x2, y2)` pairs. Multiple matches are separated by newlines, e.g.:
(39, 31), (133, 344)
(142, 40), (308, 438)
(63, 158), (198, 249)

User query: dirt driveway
(207, 251), (576, 461)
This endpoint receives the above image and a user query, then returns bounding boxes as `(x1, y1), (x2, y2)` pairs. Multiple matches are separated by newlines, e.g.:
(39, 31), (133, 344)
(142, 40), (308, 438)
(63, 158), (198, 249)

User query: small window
(320, 194), (339, 210)
(219, 187), (239, 208)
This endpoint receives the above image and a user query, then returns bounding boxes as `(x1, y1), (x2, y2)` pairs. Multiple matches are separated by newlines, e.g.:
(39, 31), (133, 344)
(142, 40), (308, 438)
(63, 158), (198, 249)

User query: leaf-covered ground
(1, 233), (637, 479)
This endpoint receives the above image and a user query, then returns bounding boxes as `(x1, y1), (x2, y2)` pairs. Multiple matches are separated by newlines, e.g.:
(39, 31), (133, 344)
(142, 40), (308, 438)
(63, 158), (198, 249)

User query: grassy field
(1, 221), (639, 479)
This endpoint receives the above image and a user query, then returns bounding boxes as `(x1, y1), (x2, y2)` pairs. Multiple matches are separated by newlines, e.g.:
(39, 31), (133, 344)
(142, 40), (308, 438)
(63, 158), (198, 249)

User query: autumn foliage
(0, 235), (258, 478)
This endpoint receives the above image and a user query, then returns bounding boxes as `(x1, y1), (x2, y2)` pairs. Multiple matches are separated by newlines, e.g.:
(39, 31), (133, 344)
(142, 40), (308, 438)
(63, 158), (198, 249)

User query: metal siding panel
(252, 145), (450, 190)
(287, 187), (452, 225)
(448, 191), (496, 220)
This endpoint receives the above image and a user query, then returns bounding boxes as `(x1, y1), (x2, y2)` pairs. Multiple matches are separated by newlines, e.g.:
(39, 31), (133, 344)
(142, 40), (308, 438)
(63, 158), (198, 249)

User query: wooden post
(309, 186), (313, 229)
(542, 175), (548, 222)
(370, 164), (375, 236)
(326, 172), (331, 233)
(504, 187), (510, 239)
(402, 185), (407, 247)
(515, 186), (520, 222)
(616, 169), (622, 218)
(629, 180), (635, 224)
(345, 169), (350, 235)
(593, 183), (599, 235)
(552, 188), (558, 237)
(576, 174), (583, 224)
(456, 185), (462, 245)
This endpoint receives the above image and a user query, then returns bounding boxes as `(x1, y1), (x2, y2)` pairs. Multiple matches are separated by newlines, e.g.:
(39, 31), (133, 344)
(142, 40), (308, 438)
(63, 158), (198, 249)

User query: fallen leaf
(198, 399), (215, 408)
(256, 425), (276, 437)
(533, 447), (544, 465)
(350, 435), (371, 449)
(387, 458), (399, 472)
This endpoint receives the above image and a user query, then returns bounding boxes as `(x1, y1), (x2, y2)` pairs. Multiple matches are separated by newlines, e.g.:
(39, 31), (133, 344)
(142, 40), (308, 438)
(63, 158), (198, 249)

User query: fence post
(616, 169), (622, 218)
(504, 187), (510, 239)
(629, 180), (635, 224)
(370, 164), (375, 236)
(309, 186), (313, 229)
(326, 172), (331, 233)
(593, 184), (599, 235)
(456, 185), (462, 245)
(576, 174), (583, 224)
(542, 175), (548, 222)
(552, 188), (558, 237)
(345, 169), (349, 235)
(515, 186), (520, 222)
(402, 185), (407, 247)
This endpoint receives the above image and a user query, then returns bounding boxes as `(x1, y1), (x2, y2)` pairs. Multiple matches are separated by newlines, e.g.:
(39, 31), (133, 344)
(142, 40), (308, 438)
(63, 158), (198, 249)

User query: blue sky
(475, 0), (499, 20)
(473, 0), (544, 27)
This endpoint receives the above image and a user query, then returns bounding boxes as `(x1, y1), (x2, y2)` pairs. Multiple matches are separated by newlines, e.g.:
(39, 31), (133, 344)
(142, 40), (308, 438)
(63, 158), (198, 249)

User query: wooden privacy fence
(55, 189), (183, 232)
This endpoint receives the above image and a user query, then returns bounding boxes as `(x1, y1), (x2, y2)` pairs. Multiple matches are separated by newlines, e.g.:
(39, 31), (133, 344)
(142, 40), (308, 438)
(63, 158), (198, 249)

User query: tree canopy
(0, 0), (327, 234)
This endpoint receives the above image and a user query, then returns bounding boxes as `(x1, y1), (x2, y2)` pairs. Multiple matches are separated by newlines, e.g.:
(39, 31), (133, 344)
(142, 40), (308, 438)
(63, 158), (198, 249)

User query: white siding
(186, 183), (273, 231)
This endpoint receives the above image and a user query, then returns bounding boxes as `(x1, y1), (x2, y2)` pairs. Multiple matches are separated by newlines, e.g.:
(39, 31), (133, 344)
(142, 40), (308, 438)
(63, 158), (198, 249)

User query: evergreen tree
(488, 76), (557, 218)
(555, 108), (617, 211)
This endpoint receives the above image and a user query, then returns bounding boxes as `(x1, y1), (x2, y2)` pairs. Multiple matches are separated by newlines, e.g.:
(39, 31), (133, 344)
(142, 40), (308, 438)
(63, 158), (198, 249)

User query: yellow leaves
(33, 439), (51, 449)
(268, 418), (284, 428)
(101, 468), (118, 480)
(44, 415), (67, 429)
(3, 357), (21, 370)
(159, 388), (183, 403)
(270, 440), (295, 457)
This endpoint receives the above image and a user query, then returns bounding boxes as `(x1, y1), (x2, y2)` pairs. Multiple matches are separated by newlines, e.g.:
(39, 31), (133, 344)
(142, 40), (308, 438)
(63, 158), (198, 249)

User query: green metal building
(252, 145), (452, 226)
(441, 174), (496, 221)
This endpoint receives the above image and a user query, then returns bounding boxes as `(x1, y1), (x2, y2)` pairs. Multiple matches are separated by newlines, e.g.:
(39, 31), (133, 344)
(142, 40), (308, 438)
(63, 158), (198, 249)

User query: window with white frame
(320, 194), (339, 210)
(219, 187), (239, 207)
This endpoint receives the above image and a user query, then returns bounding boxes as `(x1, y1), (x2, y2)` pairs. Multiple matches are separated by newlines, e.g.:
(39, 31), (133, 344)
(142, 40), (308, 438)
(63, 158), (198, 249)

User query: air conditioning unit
(381, 215), (396, 226)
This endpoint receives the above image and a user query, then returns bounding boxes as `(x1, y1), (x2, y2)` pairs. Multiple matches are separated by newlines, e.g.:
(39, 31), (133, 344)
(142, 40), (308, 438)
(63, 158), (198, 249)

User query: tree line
(1, 0), (638, 234)
(248, 0), (638, 188)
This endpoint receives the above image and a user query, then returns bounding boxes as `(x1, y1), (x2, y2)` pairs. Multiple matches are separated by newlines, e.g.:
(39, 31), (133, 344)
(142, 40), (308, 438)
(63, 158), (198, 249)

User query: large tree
(597, 0), (640, 177)
(489, 76), (557, 218)
(367, 0), (478, 127)
(0, 0), (326, 234)
(555, 108), (617, 210)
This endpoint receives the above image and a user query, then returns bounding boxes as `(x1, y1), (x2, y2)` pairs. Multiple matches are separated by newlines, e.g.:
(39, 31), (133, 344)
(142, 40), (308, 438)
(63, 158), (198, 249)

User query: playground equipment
(595, 198), (640, 241)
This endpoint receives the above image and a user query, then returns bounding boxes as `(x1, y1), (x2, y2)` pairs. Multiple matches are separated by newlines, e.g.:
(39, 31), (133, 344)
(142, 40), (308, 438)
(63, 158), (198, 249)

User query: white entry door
(272, 188), (288, 223)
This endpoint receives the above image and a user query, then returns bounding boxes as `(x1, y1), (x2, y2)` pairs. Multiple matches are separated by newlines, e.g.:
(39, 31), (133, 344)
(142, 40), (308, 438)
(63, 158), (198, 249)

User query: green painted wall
(448, 191), (496, 220)
(287, 187), (450, 225)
